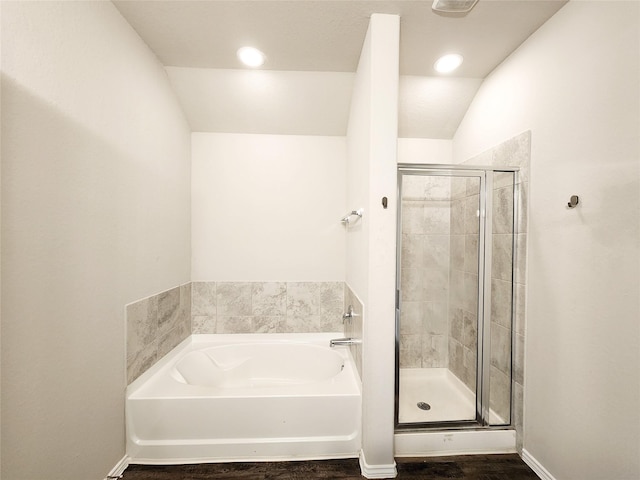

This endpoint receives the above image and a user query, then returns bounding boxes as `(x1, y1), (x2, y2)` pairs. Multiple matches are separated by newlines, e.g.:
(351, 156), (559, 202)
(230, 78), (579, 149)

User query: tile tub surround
(191, 282), (345, 335)
(127, 282), (345, 386)
(126, 283), (192, 384)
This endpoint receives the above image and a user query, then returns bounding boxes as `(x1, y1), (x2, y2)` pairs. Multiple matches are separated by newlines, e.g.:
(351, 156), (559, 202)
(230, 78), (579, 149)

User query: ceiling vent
(432, 0), (479, 13)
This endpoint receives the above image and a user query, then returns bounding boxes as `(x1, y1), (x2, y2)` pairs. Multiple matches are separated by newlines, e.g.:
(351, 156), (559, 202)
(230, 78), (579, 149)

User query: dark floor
(122, 454), (539, 479)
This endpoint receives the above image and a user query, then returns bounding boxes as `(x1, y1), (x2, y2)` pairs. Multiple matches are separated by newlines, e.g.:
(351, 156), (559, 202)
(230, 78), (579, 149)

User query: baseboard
(359, 450), (397, 479)
(105, 455), (129, 480)
(522, 448), (556, 480)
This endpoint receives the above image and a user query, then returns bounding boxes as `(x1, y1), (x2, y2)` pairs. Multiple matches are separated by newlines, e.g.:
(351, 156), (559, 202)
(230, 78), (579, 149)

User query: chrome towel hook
(567, 195), (579, 208)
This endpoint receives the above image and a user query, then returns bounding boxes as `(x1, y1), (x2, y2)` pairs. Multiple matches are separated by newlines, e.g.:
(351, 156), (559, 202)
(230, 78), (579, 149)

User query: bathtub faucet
(329, 337), (362, 348)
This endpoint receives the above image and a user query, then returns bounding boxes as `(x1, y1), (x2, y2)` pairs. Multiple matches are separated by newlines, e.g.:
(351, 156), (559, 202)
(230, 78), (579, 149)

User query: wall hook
(567, 195), (579, 208)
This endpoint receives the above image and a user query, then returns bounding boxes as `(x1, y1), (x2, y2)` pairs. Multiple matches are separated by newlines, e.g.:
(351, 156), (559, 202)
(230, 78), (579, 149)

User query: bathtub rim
(127, 331), (357, 396)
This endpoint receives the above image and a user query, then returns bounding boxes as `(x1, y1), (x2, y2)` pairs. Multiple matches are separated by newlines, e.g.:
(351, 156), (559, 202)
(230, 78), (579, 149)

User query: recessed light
(434, 53), (463, 73)
(237, 46), (265, 68)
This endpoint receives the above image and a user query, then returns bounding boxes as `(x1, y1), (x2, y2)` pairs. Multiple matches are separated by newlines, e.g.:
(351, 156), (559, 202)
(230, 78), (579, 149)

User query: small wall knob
(567, 195), (579, 208)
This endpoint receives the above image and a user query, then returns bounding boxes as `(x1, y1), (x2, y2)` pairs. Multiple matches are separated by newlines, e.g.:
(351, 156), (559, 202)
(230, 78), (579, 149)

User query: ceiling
(113, 0), (567, 137)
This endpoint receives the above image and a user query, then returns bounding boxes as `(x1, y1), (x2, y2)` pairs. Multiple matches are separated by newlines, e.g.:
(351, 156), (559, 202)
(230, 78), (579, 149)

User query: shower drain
(417, 401), (431, 411)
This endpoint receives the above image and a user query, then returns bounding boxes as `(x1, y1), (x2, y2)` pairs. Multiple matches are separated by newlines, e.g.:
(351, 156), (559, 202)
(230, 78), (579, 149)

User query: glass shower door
(396, 169), (484, 425)
(395, 166), (517, 429)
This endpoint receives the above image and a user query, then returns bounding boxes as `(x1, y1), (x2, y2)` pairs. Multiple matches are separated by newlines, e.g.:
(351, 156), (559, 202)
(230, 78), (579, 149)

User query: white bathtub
(126, 332), (362, 464)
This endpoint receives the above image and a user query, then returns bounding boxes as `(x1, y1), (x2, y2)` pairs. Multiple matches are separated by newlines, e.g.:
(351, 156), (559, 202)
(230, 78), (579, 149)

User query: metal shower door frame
(394, 163), (518, 431)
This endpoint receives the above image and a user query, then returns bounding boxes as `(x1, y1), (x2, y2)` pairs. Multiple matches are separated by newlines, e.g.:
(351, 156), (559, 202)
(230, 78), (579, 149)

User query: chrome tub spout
(329, 337), (362, 348)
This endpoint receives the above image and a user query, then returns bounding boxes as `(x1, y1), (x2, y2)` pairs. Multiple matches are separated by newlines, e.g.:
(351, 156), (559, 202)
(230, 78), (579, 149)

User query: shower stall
(395, 164), (518, 431)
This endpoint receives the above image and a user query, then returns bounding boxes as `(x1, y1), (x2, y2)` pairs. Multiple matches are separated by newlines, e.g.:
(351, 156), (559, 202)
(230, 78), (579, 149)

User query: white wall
(397, 138), (452, 165)
(453, 2), (640, 479)
(166, 67), (354, 136)
(191, 133), (346, 282)
(1, 2), (191, 478)
(346, 14), (399, 477)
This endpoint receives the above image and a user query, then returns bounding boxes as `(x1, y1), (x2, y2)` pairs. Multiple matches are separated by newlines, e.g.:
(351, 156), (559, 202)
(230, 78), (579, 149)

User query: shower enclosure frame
(394, 163), (520, 431)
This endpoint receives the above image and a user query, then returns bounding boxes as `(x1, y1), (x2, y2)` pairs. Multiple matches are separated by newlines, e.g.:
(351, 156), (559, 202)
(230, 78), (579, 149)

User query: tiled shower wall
(458, 131), (530, 449)
(448, 176), (480, 392)
(399, 175), (451, 368)
(126, 281), (346, 384)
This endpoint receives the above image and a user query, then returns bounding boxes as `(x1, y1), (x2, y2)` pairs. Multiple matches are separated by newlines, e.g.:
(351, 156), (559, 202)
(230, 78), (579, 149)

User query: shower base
(399, 368), (476, 423)
(396, 368), (515, 457)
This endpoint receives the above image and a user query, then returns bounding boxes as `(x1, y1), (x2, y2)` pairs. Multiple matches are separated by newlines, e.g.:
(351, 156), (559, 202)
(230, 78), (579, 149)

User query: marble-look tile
(284, 315), (323, 333)
(126, 296), (158, 359)
(217, 282), (252, 316)
(252, 315), (286, 333)
(252, 282), (286, 316)
(424, 301), (447, 335)
(192, 315), (216, 334)
(424, 176), (451, 201)
(515, 234), (527, 285)
(492, 235), (514, 282)
(402, 175), (426, 199)
(449, 307), (463, 342)
(466, 177), (480, 196)
(492, 185), (514, 235)
(493, 171), (516, 190)
(401, 201), (424, 234)
(157, 286), (181, 336)
(462, 272), (478, 314)
(191, 282), (216, 316)
(180, 283), (191, 329)
(400, 334), (422, 368)
(216, 316), (253, 334)
(462, 311), (477, 351)
(400, 301), (423, 335)
(462, 346), (477, 391)
(450, 198), (465, 235)
(401, 267), (425, 302)
(424, 267), (449, 302)
(451, 177), (467, 200)
(158, 321), (190, 359)
(514, 283), (526, 336)
(401, 233), (423, 268)
(424, 201), (451, 234)
(489, 365), (511, 425)
(514, 333), (525, 385)
(448, 338), (464, 380)
(490, 324), (512, 375)
(513, 381), (524, 452)
(422, 334), (447, 368)
(464, 234), (479, 274)
(491, 278), (513, 329)
(450, 235), (464, 271)
(517, 181), (528, 234)
(320, 313), (344, 333)
(423, 235), (450, 270)
(464, 196), (480, 234)
(127, 340), (157, 384)
(493, 131), (531, 180)
(286, 282), (321, 318)
(320, 282), (345, 316)
(448, 269), (464, 308)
